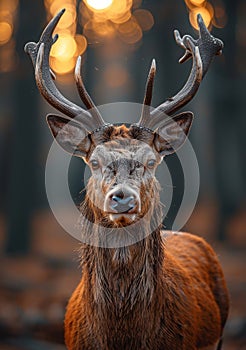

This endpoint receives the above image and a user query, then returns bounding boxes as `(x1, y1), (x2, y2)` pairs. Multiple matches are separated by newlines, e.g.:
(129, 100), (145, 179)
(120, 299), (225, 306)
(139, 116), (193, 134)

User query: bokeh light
(44, 0), (154, 75)
(0, 39), (16, 72)
(110, 10), (131, 24)
(52, 6), (76, 29)
(184, 0), (218, 30)
(133, 9), (154, 31)
(185, 0), (226, 31)
(50, 56), (76, 75)
(117, 17), (142, 44)
(0, 0), (18, 13)
(75, 34), (87, 55)
(189, 4), (213, 30)
(106, 0), (133, 23)
(0, 0), (18, 72)
(80, 0), (154, 46)
(85, 0), (113, 11)
(51, 34), (77, 61)
(0, 22), (13, 45)
(45, 0), (78, 75)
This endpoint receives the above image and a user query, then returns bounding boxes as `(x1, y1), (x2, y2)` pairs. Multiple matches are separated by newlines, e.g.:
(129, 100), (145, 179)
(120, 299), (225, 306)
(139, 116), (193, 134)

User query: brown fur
(64, 126), (229, 349)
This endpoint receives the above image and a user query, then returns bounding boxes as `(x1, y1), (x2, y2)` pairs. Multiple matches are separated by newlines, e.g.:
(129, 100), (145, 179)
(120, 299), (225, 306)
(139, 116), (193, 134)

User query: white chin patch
(109, 213), (136, 222)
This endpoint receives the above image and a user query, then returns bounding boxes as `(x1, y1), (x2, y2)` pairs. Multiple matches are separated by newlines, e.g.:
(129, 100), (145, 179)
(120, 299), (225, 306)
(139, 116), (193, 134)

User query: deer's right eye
(90, 160), (100, 170)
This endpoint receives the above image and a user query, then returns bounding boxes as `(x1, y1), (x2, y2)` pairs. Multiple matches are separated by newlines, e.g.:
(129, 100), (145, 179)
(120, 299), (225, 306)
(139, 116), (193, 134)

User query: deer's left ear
(153, 112), (193, 156)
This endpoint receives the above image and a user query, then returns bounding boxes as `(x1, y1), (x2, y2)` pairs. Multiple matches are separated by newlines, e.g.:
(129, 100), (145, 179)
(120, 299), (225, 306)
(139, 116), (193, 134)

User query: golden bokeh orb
(75, 34), (87, 55)
(189, 6), (213, 30)
(51, 34), (77, 61)
(50, 57), (76, 74)
(85, 0), (113, 11)
(0, 22), (13, 45)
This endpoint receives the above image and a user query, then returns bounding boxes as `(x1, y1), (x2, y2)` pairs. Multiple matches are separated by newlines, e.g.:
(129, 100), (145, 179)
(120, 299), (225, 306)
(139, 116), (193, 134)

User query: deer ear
(46, 114), (91, 157)
(153, 112), (193, 156)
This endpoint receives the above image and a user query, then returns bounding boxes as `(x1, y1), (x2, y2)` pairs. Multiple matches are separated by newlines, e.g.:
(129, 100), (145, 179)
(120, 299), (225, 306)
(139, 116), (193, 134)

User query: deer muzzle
(104, 185), (140, 222)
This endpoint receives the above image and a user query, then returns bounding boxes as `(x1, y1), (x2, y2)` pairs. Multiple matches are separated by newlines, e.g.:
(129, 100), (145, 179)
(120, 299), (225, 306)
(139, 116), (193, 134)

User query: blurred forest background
(0, 0), (245, 349)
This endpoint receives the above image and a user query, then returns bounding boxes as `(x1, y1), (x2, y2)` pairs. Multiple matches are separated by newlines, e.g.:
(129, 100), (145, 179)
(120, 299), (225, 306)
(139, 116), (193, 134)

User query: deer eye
(90, 159), (100, 170)
(147, 159), (156, 168)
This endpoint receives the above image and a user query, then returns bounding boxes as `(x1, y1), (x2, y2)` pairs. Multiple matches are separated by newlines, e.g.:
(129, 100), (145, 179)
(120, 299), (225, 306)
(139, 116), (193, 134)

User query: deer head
(25, 9), (223, 227)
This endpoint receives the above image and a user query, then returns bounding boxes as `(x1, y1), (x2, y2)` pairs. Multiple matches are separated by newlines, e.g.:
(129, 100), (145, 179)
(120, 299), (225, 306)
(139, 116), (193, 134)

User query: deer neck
(79, 194), (164, 311)
(80, 230), (164, 313)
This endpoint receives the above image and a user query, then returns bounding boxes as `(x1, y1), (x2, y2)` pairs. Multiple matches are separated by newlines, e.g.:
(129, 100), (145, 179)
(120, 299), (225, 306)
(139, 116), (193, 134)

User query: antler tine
(143, 59), (156, 107)
(178, 14), (223, 73)
(25, 9), (106, 132)
(136, 14), (223, 131)
(75, 56), (105, 125)
(137, 59), (156, 127)
(147, 37), (203, 129)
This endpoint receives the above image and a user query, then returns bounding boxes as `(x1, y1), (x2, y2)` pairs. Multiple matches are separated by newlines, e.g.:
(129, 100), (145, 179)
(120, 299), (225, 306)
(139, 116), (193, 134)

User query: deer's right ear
(46, 114), (91, 157)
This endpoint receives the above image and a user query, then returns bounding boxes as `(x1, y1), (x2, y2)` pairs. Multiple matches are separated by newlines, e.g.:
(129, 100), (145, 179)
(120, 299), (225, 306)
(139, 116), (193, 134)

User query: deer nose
(108, 189), (139, 213)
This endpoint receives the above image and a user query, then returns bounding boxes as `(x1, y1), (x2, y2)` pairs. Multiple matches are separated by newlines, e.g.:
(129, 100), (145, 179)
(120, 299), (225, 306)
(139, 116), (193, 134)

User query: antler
(74, 56), (104, 124)
(137, 14), (224, 131)
(24, 9), (109, 132)
(139, 59), (156, 127)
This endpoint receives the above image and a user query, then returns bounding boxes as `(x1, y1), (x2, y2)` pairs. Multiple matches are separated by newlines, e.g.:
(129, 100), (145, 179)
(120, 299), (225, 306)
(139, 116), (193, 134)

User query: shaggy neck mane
(78, 178), (164, 315)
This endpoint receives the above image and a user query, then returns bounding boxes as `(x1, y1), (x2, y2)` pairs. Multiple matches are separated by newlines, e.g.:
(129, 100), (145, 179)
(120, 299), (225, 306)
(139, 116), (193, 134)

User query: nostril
(107, 187), (140, 214)
(112, 195), (120, 203)
(120, 196), (134, 205)
(112, 195), (134, 205)
(110, 190), (124, 202)
(109, 193), (137, 213)
(115, 190), (124, 199)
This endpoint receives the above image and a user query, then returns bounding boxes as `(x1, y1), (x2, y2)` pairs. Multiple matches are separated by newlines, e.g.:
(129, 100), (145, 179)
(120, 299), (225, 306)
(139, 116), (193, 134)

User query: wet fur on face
(77, 126), (163, 264)
(85, 126), (162, 225)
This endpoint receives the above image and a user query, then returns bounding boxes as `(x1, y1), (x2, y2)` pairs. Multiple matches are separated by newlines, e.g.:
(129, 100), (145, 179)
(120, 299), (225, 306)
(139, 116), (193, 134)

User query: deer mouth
(108, 212), (138, 223)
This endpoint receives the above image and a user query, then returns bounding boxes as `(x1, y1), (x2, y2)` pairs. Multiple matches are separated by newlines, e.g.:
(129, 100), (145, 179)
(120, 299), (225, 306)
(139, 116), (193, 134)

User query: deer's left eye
(90, 160), (100, 170)
(147, 159), (156, 168)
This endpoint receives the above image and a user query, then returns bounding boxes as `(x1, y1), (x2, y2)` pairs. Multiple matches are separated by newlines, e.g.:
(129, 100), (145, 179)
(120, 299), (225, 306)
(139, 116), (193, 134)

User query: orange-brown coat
(65, 231), (229, 350)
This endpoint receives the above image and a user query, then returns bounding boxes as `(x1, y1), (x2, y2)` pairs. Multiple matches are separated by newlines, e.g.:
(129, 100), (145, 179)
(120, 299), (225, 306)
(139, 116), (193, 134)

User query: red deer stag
(25, 9), (229, 350)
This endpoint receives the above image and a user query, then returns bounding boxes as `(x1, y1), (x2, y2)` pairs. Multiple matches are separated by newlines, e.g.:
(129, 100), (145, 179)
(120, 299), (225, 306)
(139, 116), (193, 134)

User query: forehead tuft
(89, 124), (159, 164)
(92, 137), (156, 163)
(109, 125), (131, 138)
